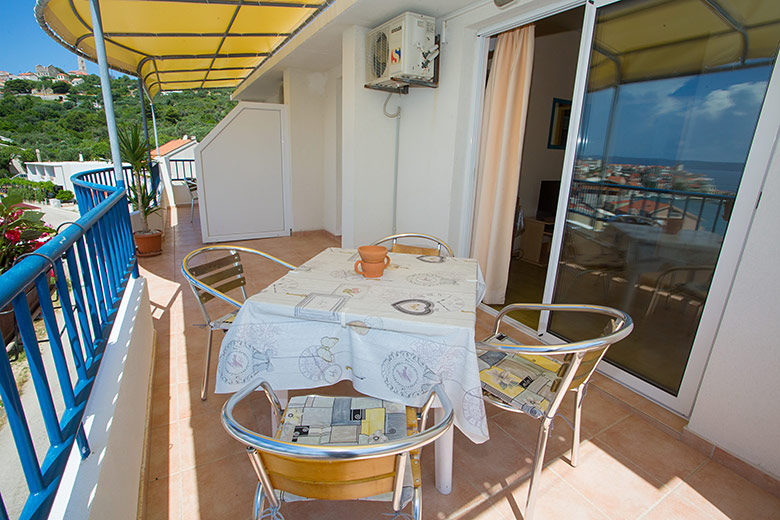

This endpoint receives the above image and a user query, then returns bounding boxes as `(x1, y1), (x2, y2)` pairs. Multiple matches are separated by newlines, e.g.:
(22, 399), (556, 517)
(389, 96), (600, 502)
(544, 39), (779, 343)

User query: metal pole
(138, 77), (153, 167)
(88, 0), (124, 188)
(149, 98), (160, 157)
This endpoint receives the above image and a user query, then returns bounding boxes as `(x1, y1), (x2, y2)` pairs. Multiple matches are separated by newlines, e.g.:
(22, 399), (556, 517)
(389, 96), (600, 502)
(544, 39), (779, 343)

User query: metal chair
(561, 225), (626, 298)
(372, 233), (453, 256)
(181, 246), (295, 400)
(477, 303), (633, 520)
(185, 178), (198, 222)
(222, 377), (454, 520)
(644, 265), (714, 318)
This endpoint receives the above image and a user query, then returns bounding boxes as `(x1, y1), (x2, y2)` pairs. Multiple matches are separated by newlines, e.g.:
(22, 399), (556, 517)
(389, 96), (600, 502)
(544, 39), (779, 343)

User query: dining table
(215, 247), (488, 494)
(609, 222), (722, 309)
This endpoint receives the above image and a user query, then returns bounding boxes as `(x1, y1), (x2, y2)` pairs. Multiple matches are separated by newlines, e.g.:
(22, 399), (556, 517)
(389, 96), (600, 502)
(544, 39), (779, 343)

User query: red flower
(4, 229), (21, 243)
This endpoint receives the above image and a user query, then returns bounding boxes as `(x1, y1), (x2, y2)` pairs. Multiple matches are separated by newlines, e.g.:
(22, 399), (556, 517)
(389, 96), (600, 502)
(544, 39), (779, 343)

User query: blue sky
(0, 1), (99, 75)
(579, 66), (772, 164)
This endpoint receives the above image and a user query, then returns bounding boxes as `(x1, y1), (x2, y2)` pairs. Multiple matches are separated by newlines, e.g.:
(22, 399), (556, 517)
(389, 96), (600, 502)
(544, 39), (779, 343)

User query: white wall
(285, 68), (323, 231)
(687, 140), (780, 480)
(517, 29), (580, 221)
(284, 68), (342, 234)
(341, 26), (398, 247)
(168, 141), (197, 160)
(323, 71), (342, 236)
(50, 276), (155, 519)
(164, 142), (199, 206)
(339, 0), (576, 253)
(196, 102), (293, 242)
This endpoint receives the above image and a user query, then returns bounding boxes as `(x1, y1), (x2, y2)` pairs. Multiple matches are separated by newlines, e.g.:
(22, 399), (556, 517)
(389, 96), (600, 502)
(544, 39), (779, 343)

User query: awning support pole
(88, 0), (124, 188)
(149, 99), (160, 157)
(137, 77), (153, 167)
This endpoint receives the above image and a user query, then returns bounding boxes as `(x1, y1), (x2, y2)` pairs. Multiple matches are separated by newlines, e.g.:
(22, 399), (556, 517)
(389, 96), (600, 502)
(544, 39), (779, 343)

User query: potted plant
(118, 124), (162, 256)
(0, 193), (54, 345)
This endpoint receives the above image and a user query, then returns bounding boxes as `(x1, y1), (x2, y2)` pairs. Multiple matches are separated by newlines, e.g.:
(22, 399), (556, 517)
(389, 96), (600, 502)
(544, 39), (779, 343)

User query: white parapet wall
(50, 275), (155, 520)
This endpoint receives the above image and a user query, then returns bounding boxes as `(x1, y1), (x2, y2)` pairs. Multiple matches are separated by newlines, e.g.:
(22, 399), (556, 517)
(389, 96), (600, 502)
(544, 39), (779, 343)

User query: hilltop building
(35, 64), (60, 78)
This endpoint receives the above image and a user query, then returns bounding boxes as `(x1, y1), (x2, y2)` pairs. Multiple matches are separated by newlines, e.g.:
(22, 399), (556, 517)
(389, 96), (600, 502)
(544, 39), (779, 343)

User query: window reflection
(550, 0), (780, 395)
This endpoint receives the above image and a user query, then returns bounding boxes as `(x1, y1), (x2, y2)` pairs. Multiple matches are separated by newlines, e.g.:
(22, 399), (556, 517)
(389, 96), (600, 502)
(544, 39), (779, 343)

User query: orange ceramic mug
(354, 257), (390, 278)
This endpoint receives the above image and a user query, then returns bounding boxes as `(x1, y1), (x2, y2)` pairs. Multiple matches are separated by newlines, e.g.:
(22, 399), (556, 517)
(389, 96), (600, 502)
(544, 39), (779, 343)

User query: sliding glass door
(544, 0), (780, 411)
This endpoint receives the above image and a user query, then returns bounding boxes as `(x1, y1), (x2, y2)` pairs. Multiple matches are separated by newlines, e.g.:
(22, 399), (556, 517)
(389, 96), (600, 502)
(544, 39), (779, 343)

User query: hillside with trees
(0, 75), (237, 176)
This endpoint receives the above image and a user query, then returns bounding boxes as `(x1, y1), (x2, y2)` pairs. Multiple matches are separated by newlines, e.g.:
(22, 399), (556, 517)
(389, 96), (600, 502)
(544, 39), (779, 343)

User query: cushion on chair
(477, 333), (562, 418)
(272, 395), (415, 505)
(212, 309), (238, 329)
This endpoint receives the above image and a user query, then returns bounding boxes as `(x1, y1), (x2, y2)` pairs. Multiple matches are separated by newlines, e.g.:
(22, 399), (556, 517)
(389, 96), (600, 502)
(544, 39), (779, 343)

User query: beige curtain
(471, 25), (535, 304)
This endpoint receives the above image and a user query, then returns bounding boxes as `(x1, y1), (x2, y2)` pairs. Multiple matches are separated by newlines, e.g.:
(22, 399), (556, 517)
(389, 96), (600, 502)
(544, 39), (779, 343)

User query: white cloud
(622, 78), (688, 116)
(699, 81), (767, 118)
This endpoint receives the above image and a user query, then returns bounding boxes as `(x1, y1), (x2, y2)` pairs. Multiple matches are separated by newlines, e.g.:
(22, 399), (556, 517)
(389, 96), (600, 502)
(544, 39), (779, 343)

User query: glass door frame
(536, 0), (780, 416)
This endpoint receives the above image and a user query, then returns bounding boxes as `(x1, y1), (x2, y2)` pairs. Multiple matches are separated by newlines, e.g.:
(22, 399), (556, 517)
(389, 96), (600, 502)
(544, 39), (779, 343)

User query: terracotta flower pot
(357, 245), (389, 263)
(664, 217), (684, 235)
(134, 229), (163, 257)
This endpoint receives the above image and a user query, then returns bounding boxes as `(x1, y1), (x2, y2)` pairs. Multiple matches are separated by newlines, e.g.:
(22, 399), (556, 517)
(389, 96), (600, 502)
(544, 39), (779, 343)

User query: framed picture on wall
(547, 98), (572, 149)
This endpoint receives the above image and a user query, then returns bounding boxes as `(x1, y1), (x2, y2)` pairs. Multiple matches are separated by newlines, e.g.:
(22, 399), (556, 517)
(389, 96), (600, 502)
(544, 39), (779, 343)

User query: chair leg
(525, 417), (552, 520)
(572, 386), (585, 467)
(412, 485), (422, 520)
(201, 328), (213, 401)
(253, 483), (266, 520)
(190, 198), (195, 222)
(646, 287), (661, 317)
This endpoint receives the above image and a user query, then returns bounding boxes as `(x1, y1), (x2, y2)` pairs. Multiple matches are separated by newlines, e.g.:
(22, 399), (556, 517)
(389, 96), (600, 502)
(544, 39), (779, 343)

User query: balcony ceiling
(35, 0), (335, 97)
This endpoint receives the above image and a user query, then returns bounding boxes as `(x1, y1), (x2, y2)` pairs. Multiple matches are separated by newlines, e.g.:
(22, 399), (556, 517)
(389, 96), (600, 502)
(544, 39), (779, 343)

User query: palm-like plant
(118, 124), (158, 233)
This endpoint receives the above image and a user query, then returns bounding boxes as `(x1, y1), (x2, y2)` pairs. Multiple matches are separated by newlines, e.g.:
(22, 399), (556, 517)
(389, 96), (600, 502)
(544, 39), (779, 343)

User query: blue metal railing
(569, 179), (736, 233)
(0, 167), (136, 520)
(168, 159), (195, 181)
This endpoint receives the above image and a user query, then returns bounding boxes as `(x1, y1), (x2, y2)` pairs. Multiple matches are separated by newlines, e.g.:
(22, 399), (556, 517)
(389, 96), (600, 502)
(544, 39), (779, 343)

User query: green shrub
(0, 179), (58, 202)
(55, 190), (75, 202)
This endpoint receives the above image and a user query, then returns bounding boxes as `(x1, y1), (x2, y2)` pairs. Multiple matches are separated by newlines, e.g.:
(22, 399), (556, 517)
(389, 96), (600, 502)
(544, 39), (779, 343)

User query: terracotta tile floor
(140, 208), (780, 520)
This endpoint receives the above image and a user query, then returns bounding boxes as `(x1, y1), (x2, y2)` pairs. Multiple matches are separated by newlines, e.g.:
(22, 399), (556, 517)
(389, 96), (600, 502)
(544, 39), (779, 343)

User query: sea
(607, 156), (744, 194)
(601, 156), (746, 235)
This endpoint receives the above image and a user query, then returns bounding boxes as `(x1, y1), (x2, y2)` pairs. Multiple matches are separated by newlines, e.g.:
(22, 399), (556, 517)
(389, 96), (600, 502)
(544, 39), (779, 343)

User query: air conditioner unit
(365, 12), (437, 89)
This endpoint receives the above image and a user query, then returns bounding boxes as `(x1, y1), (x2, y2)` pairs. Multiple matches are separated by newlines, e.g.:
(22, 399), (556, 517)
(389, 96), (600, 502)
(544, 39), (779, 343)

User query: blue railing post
(12, 292), (65, 448)
(0, 336), (45, 494)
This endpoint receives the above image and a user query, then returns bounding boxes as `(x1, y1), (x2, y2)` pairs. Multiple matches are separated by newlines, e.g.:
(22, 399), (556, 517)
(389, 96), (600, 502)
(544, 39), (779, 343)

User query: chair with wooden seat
(372, 233), (453, 256)
(181, 246), (295, 400)
(221, 377), (454, 520)
(477, 303), (633, 520)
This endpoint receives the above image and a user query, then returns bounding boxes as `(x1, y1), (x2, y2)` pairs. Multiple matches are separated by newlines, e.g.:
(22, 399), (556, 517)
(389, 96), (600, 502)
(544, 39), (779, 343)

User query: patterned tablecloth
(215, 247), (489, 443)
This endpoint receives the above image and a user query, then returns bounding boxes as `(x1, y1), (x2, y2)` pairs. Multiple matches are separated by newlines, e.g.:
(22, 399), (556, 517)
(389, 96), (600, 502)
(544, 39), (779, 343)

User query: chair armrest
(485, 303), (633, 354)
(222, 377), (454, 460)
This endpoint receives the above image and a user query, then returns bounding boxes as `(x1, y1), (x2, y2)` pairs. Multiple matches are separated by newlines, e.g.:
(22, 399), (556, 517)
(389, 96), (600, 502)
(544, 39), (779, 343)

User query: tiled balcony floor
(140, 208), (780, 520)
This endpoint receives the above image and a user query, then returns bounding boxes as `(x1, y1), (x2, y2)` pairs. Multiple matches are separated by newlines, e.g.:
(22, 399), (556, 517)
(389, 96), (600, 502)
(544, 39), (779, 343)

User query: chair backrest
(372, 233), (453, 256)
(185, 179), (198, 201)
(222, 378), (453, 506)
(181, 246), (295, 321)
(482, 304), (633, 408)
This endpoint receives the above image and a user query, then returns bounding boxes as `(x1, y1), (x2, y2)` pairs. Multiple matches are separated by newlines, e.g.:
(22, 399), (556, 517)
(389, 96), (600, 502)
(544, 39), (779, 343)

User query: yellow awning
(35, 0), (332, 97)
(589, 0), (780, 91)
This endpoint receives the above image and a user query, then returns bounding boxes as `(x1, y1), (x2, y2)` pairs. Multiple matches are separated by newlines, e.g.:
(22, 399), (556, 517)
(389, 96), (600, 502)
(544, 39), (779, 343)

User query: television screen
(536, 180), (561, 221)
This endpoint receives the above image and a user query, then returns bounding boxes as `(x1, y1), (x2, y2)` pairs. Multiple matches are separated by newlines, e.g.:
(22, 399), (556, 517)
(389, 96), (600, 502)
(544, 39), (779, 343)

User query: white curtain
(471, 25), (535, 304)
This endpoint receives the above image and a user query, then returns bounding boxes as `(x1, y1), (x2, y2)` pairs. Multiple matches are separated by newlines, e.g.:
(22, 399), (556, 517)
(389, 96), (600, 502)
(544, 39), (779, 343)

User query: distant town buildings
(35, 64), (61, 78)
(2, 57), (89, 88)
